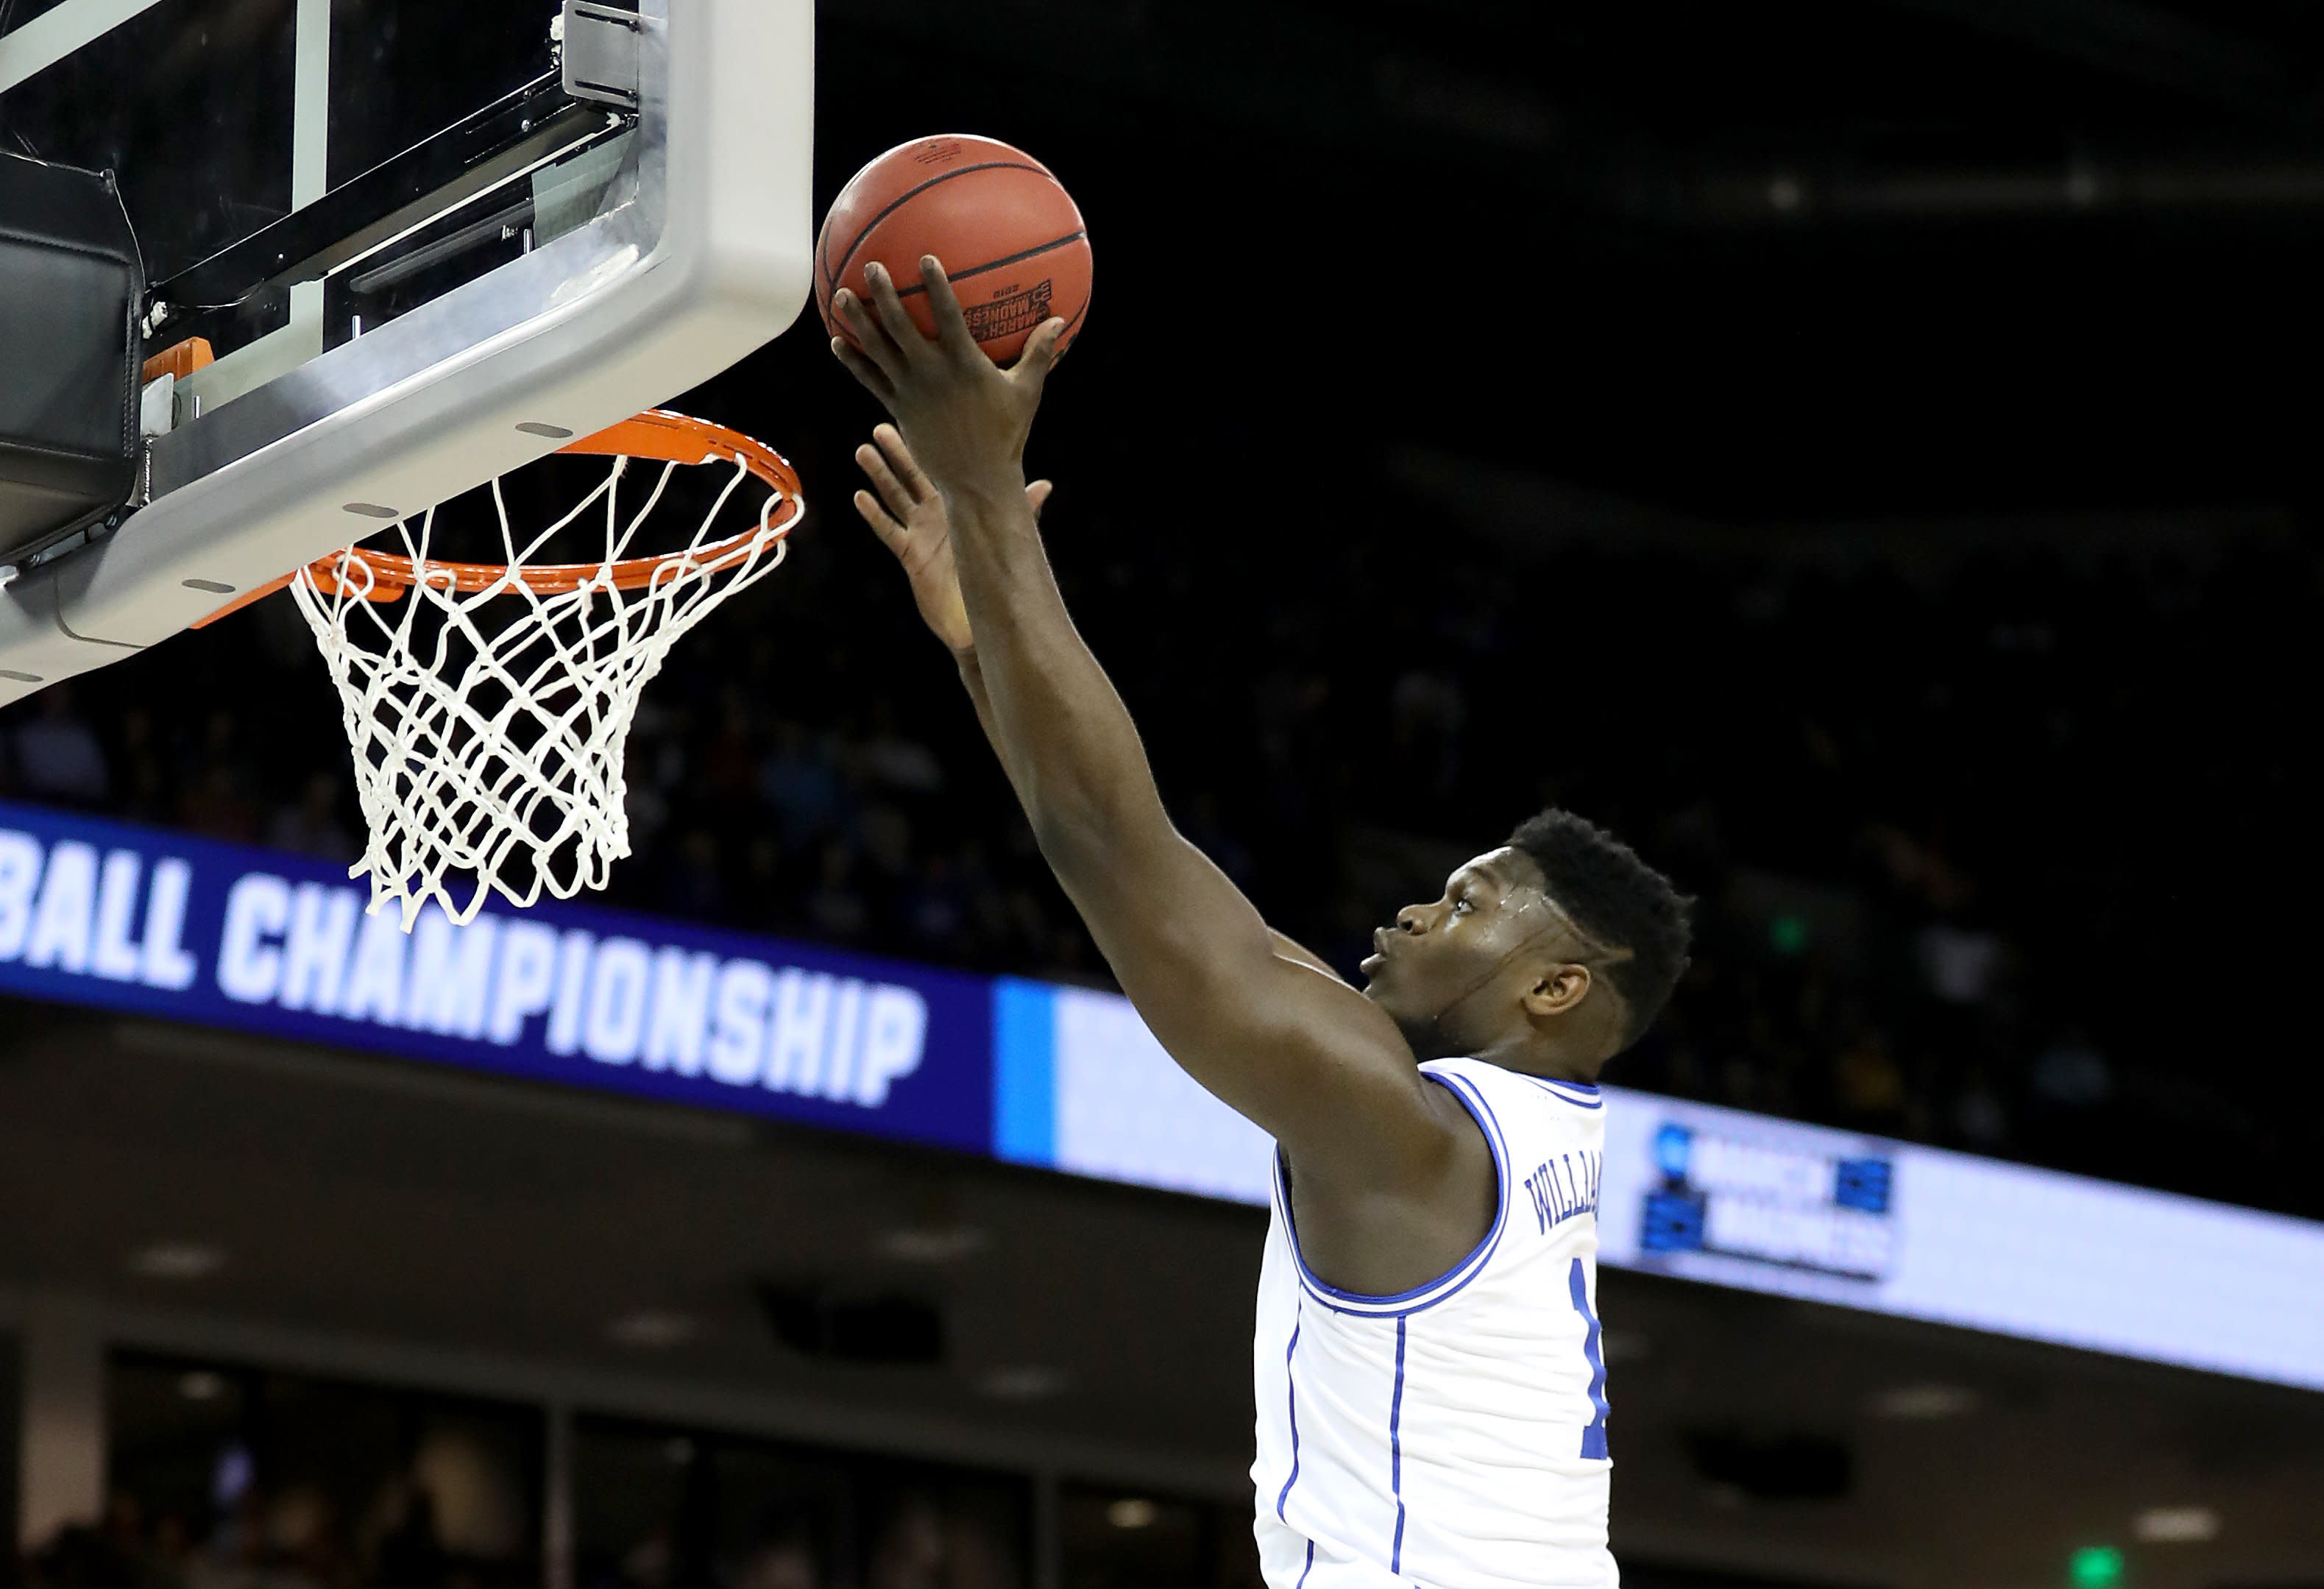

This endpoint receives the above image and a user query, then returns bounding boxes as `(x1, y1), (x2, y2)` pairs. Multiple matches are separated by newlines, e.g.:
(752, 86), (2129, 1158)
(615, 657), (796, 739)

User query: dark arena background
(4, 3), (2323, 1589)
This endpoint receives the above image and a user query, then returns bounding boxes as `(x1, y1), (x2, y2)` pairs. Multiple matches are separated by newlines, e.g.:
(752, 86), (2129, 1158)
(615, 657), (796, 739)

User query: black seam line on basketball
(827, 161), (1055, 291)
(891, 231), (1088, 298)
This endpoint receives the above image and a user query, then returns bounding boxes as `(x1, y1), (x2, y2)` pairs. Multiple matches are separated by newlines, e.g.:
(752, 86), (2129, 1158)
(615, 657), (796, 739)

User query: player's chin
(1357, 963), (1406, 1013)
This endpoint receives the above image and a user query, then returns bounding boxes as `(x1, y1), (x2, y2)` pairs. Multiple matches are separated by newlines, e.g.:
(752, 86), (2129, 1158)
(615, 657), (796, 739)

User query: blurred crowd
(9, 1362), (1032, 1589)
(13, 1482), (531, 1589)
(9, 1462), (1021, 1589)
(2, 463), (2316, 1220)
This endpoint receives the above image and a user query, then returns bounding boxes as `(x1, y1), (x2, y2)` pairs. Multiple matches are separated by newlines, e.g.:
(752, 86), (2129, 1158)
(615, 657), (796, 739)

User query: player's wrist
(938, 467), (1031, 517)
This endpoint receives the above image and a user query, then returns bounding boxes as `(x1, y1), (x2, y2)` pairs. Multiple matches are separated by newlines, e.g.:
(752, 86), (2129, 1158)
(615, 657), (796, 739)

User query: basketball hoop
(279, 409), (804, 929)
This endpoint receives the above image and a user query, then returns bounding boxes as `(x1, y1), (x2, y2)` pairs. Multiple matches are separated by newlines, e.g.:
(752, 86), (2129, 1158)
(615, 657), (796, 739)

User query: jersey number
(1567, 1257), (1610, 1460)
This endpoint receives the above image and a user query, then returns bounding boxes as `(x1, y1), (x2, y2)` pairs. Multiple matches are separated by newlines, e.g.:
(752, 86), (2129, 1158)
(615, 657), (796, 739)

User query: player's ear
(1523, 963), (1591, 1017)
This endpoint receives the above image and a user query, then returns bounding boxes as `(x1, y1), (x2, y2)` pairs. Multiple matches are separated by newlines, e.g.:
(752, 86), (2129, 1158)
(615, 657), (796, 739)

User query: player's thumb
(1013, 319), (1071, 392)
(1026, 479), (1055, 520)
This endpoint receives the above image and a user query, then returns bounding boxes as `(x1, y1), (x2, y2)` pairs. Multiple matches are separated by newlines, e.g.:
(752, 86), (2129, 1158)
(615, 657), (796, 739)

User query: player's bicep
(1157, 954), (1445, 1165)
(1050, 825), (1439, 1162)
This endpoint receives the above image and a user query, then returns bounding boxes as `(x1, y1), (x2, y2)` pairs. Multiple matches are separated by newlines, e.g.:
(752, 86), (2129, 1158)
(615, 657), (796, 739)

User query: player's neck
(1456, 1033), (1603, 1086)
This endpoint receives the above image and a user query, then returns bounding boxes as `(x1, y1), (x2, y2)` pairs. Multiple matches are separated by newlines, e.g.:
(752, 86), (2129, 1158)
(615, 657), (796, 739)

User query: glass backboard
(0, 0), (813, 701)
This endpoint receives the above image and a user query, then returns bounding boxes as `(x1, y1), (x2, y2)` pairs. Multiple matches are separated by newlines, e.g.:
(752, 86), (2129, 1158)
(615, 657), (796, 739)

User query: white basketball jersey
(1251, 1056), (1615, 1589)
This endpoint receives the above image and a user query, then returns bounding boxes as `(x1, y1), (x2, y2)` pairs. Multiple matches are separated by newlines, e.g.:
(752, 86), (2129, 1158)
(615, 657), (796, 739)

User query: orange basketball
(817, 134), (1092, 366)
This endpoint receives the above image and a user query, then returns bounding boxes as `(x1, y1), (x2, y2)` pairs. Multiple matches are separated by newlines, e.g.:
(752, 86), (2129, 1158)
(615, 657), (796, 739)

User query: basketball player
(832, 259), (1690, 1589)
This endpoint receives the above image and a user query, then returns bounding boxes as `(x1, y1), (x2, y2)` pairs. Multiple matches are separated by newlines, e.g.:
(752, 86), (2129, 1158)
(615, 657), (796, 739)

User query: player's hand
(829, 256), (1067, 500)
(854, 422), (1055, 657)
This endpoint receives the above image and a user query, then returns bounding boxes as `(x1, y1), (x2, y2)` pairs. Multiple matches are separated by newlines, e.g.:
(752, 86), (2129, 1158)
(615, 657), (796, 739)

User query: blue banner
(0, 800), (993, 1154)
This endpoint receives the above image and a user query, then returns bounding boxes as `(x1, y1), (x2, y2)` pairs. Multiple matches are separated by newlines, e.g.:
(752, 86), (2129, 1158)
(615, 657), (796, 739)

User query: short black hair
(1506, 807), (1692, 1050)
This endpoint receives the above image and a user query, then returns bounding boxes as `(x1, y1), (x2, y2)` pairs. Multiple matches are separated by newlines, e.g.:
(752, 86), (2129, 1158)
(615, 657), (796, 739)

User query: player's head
(1359, 807), (1691, 1077)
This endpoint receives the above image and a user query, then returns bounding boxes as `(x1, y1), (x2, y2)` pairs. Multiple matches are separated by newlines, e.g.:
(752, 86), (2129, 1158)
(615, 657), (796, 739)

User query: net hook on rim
(192, 411), (804, 623)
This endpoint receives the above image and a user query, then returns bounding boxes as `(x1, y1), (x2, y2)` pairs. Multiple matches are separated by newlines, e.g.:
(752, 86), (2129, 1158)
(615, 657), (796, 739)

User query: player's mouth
(1361, 927), (1393, 973)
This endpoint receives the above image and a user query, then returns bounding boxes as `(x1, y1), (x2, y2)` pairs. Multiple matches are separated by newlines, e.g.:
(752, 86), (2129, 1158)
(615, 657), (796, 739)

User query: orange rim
(324, 410), (801, 596)
(192, 411), (801, 626)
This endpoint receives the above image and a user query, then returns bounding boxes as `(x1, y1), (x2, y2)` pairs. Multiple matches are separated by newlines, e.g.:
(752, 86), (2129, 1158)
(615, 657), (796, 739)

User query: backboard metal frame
(0, 0), (814, 702)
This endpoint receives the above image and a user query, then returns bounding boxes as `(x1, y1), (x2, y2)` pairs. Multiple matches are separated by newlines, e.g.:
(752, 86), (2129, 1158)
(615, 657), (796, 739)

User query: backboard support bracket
(561, 1), (643, 110)
(148, 75), (621, 330)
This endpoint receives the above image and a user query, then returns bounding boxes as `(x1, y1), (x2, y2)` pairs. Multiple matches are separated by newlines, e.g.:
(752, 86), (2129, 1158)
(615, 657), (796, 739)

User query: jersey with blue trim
(1251, 1055), (1614, 1589)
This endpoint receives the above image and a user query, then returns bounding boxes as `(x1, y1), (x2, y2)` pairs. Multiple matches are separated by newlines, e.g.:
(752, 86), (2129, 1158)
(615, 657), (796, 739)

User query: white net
(289, 435), (799, 929)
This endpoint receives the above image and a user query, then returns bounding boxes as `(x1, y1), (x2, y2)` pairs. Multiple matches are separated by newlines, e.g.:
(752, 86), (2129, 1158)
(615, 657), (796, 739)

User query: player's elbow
(1024, 789), (1107, 871)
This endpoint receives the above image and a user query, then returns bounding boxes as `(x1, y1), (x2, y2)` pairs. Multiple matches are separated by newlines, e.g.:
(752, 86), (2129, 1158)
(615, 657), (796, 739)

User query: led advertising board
(0, 801), (993, 1153)
(6, 798), (2322, 1391)
(1021, 993), (2324, 1392)
(1595, 1094), (2324, 1392)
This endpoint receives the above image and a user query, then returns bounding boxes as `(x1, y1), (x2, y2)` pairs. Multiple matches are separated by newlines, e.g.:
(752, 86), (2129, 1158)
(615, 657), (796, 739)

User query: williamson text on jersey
(1526, 1150), (1602, 1234)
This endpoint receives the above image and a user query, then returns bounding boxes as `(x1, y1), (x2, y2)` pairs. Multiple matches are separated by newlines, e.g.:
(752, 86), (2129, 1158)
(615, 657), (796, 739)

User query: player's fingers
(856, 441), (921, 523)
(862, 262), (929, 358)
(830, 334), (895, 401)
(851, 488), (910, 553)
(918, 256), (981, 360)
(832, 290), (907, 380)
(1026, 479), (1055, 520)
(872, 424), (935, 503)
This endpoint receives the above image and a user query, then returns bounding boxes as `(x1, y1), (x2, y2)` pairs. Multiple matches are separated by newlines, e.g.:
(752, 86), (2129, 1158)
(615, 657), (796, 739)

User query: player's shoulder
(1420, 1055), (1608, 1122)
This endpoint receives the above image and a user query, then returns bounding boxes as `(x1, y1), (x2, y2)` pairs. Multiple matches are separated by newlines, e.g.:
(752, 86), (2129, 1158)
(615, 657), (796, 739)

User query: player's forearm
(954, 650), (1031, 799)
(960, 586), (1333, 977)
(940, 475), (1168, 857)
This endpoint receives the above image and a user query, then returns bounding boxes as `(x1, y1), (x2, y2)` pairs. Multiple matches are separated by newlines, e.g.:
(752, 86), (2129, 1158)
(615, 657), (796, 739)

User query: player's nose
(1395, 905), (1427, 934)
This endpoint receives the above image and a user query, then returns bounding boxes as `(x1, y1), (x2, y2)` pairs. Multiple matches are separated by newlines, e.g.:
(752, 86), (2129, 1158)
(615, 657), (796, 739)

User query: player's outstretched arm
(832, 261), (1457, 1191)
(852, 427), (1356, 997)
